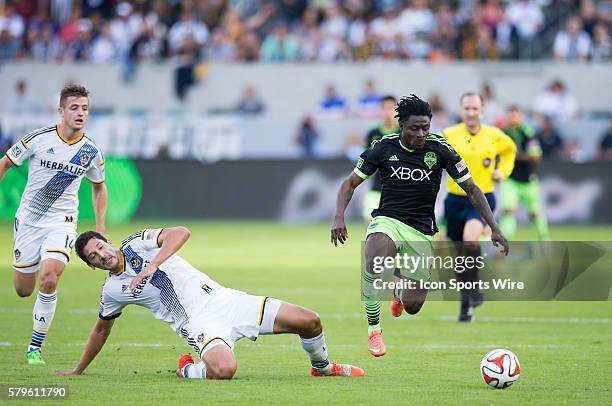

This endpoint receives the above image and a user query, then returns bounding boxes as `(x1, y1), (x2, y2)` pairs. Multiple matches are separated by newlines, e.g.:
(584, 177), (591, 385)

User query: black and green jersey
(365, 124), (400, 192)
(354, 134), (471, 235)
(503, 124), (541, 183)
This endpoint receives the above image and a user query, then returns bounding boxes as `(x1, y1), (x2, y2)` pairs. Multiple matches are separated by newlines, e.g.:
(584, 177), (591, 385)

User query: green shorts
(362, 190), (381, 221)
(366, 216), (434, 282)
(500, 178), (542, 214)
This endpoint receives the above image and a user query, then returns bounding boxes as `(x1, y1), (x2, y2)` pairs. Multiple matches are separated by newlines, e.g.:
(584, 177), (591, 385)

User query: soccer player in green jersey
(331, 95), (508, 357)
(499, 105), (550, 240)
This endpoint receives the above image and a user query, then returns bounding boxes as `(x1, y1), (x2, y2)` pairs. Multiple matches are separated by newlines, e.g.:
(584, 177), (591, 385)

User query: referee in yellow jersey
(442, 93), (516, 322)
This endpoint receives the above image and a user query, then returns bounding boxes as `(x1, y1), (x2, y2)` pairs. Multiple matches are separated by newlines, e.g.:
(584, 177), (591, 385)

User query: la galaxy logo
(424, 152), (437, 169)
(79, 151), (91, 167)
(197, 334), (205, 343)
(14, 249), (21, 260)
(129, 256), (142, 269)
(11, 144), (23, 158)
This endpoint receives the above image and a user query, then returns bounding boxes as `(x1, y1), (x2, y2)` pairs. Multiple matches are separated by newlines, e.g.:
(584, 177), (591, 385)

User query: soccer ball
(480, 348), (520, 389)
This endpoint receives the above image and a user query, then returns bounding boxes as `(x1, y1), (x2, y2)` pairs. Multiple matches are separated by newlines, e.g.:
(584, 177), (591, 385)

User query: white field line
(2, 308), (608, 324)
(0, 342), (570, 350)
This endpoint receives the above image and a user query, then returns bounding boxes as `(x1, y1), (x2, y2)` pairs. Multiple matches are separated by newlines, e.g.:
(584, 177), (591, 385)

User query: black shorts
(444, 193), (496, 242)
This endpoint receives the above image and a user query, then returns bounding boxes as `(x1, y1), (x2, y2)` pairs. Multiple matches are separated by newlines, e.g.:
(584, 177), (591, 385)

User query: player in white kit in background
(0, 85), (107, 365)
(57, 227), (365, 379)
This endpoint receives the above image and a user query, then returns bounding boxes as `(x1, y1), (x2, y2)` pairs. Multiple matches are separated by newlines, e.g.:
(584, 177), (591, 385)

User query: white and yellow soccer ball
(480, 348), (521, 389)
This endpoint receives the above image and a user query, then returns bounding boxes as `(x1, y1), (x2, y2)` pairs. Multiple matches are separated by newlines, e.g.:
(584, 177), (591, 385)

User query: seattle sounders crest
(424, 152), (437, 169)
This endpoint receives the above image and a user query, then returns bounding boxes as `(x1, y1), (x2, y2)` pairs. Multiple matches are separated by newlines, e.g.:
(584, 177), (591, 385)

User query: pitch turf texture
(1, 221), (610, 405)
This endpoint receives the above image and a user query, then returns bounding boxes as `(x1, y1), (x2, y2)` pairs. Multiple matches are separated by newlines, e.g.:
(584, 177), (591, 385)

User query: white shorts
(12, 219), (77, 273)
(185, 288), (283, 358)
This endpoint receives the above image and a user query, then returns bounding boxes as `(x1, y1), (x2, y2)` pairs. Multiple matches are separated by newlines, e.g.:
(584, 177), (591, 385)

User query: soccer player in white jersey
(0, 84), (107, 365)
(57, 227), (364, 379)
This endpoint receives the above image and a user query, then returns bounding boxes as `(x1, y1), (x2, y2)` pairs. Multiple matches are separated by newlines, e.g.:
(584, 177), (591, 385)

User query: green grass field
(1, 221), (611, 405)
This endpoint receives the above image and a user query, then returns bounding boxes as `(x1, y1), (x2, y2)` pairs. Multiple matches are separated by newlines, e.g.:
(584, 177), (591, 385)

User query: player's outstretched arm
(128, 227), (191, 290)
(459, 178), (509, 255)
(331, 172), (365, 246)
(91, 182), (108, 233)
(0, 155), (14, 182)
(57, 318), (115, 376)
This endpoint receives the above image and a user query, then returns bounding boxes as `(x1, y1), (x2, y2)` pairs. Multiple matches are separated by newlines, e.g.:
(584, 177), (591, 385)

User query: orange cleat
(390, 297), (404, 317)
(177, 353), (195, 378)
(310, 362), (365, 377)
(368, 330), (386, 357)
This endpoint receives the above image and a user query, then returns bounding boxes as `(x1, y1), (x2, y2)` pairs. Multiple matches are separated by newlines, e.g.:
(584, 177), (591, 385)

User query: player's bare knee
(365, 252), (380, 274)
(462, 241), (480, 253)
(303, 311), (322, 336)
(15, 286), (34, 297)
(207, 360), (237, 379)
(403, 301), (423, 315)
(365, 234), (396, 273)
(39, 274), (58, 293)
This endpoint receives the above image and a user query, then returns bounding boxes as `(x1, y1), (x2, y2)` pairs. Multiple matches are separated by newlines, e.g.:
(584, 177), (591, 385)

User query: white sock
(29, 291), (57, 352)
(184, 361), (207, 379)
(300, 332), (332, 374)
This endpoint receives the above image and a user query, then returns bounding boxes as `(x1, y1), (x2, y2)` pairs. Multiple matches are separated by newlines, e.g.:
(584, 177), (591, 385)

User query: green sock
(499, 214), (517, 240)
(365, 300), (381, 334)
(533, 214), (550, 240)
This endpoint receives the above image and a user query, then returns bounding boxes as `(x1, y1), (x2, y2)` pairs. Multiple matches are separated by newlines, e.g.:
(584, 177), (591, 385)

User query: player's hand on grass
(56, 370), (81, 376)
(129, 264), (158, 291)
(331, 217), (348, 246)
(492, 169), (503, 183)
(491, 228), (509, 256)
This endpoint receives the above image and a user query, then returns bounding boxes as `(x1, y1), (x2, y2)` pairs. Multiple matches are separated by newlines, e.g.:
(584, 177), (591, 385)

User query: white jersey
(98, 229), (224, 337)
(6, 125), (105, 227)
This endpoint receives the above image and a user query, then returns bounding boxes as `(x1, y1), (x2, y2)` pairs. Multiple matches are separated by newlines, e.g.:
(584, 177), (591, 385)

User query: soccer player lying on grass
(57, 227), (364, 379)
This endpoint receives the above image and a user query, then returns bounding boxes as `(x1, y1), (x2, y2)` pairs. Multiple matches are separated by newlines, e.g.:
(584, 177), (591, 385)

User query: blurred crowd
(2, 75), (612, 161)
(0, 0), (611, 66)
(296, 78), (612, 161)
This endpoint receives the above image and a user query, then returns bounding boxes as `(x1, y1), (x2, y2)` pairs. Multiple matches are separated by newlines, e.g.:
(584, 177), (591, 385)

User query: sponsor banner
(2, 157), (610, 223)
(133, 159), (612, 223)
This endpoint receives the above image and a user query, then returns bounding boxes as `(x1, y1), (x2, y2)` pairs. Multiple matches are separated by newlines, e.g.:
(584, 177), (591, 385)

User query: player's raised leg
(395, 276), (428, 315)
(12, 219), (42, 298)
(13, 271), (37, 298)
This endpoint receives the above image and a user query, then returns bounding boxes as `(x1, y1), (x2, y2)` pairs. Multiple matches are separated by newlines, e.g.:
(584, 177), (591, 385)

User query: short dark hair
(507, 104), (522, 113)
(460, 92), (484, 105)
(75, 231), (107, 265)
(59, 84), (89, 107)
(395, 94), (432, 122)
(381, 94), (397, 105)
